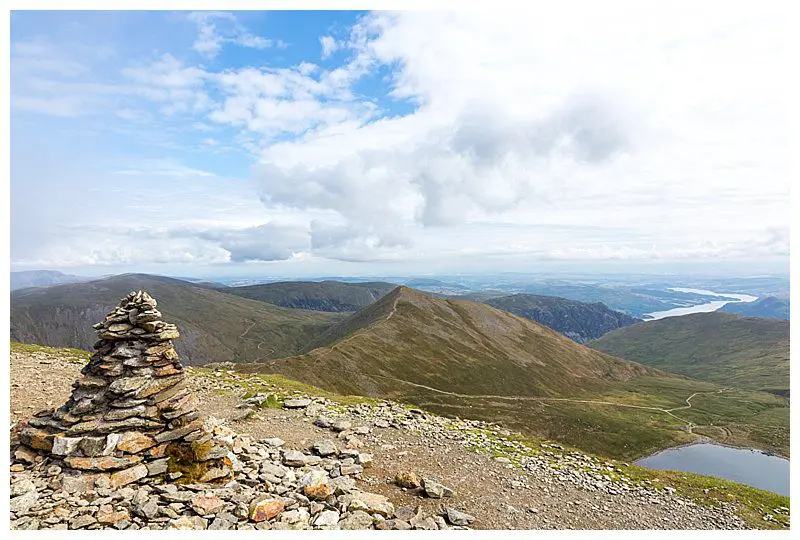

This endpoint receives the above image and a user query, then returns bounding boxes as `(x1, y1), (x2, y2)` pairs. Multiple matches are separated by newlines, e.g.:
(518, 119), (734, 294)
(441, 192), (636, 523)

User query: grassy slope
(589, 312), (789, 395)
(10, 273), (345, 366)
(222, 280), (398, 312)
(720, 296), (790, 320)
(256, 286), (662, 399)
(10, 341), (790, 529)
(235, 287), (790, 459)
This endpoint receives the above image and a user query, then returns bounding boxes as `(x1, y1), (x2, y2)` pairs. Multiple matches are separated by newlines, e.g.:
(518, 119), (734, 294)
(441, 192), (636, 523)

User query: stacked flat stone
(16, 291), (234, 488)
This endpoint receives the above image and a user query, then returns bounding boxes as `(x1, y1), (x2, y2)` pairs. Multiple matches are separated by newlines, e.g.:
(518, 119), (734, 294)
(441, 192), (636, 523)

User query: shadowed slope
(484, 293), (641, 342)
(10, 274), (345, 366)
(223, 280), (397, 312)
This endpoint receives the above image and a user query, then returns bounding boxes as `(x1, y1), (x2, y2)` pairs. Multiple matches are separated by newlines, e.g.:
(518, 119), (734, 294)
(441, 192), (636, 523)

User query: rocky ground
(9, 346), (767, 530)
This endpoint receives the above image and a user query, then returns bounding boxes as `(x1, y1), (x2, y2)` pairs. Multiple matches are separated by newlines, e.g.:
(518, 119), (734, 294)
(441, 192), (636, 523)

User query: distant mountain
(223, 280), (398, 312)
(10, 273), (344, 366)
(10, 270), (91, 291)
(483, 294), (640, 342)
(589, 312), (789, 395)
(720, 296), (789, 320)
(256, 286), (661, 399)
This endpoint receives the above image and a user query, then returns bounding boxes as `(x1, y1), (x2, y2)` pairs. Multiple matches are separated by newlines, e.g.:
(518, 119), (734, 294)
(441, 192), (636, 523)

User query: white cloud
(188, 11), (275, 59)
(9, 9), (790, 271)
(320, 35), (339, 59)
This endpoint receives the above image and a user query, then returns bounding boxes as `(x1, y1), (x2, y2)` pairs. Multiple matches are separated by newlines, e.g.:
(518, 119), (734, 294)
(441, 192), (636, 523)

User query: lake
(635, 443), (789, 496)
(644, 288), (759, 321)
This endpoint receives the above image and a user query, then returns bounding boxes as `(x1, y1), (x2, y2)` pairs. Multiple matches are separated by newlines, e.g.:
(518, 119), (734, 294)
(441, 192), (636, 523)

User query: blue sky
(10, 8), (790, 277)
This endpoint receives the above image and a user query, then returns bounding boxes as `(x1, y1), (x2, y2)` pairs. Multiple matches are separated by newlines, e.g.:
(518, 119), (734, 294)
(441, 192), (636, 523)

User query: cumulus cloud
(9, 8), (790, 270)
(320, 36), (339, 59)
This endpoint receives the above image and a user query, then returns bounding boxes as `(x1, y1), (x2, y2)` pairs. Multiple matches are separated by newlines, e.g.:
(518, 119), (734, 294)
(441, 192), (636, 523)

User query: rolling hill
(10, 273), (345, 366)
(238, 287), (790, 459)
(276, 286), (661, 398)
(483, 293), (640, 342)
(223, 280), (397, 312)
(720, 296), (789, 320)
(589, 312), (790, 395)
(10, 270), (92, 290)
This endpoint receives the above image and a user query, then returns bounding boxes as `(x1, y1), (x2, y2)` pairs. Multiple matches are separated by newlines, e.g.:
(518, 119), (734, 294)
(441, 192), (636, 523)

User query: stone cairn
(15, 291), (234, 488)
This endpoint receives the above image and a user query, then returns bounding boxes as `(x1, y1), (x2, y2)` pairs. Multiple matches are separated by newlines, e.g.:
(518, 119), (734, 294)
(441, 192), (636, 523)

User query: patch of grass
(190, 367), (380, 407)
(619, 464), (790, 529)
(10, 341), (90, 363)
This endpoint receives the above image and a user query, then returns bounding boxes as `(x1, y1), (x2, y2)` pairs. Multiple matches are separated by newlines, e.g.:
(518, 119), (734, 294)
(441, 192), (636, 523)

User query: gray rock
(421, 477), (453, 499)
(331, 420), (352, 432)
(444, 507), (475, 526)
(282, 450), (308, 467)
(339, 510), (374, 530)
(69, 514), (98, 529)
(10, 491), (39, 514)
(313, 510), (340, 528)
(10, 478), (36, 497)
(311, 439), (338, 457)
(283, 398), (312, 409)
(314, 417), (332, 429)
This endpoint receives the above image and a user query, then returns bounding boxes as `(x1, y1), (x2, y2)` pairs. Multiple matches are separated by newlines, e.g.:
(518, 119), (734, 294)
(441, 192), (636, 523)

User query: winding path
(368, 374), (735, 431)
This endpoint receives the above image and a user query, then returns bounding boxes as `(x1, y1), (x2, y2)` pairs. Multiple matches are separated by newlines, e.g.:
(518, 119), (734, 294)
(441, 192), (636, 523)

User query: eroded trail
(368, 374), (708, 428)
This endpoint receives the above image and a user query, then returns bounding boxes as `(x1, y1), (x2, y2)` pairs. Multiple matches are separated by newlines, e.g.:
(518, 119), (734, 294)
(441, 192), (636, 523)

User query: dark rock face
(13, 291), (234, 487)
(485, 294), (640, 343)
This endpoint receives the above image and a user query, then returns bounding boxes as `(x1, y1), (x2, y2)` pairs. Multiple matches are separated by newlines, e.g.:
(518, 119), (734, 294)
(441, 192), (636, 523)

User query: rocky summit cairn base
(15, 291), (234, 488)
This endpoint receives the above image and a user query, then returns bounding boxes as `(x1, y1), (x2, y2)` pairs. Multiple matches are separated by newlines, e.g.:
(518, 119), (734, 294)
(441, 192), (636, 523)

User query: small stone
(313, 510), (340, 528)
(109, 464), (149, 487)
(283, 398), (312, 409)
(191, 494), (226, 516)
(10, 478), (36, 497)
(69, 514), (98, 529)
(10, 491), (39, 514)
(377, 519), (412, 530)
(65, 455), (143, 471)
(331, 419), (352, 432)
(282, 450), (308, 467)
(444, 507), (475, 526)
(299, 469), (332, 500)
(339, 510), (374, 530)
(146, 458), (170, 476)
(314, 417), (332, 429)
(394, 471), (421, 489)
(51, 435), (83, 456)
(108, 376), (149, 395)
(421, 477), (452, 499)
(117, 431), (157, 453)
(97, 505), (131, 525)
(262, 437), (285, 447)
(311, 439), (338, 457)
(249, 497), (285, 522)
(169, 516), (208, 530)
(356, 453), (373, 467)
(14, 445), (38, 464)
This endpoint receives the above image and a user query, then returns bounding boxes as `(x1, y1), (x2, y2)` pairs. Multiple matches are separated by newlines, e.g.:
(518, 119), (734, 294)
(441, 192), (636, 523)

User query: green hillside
(589, 312), (789, 396)
(10, 273), (345, 366)
(720, 296), (789, 320)
(240, 287), (789, 460)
